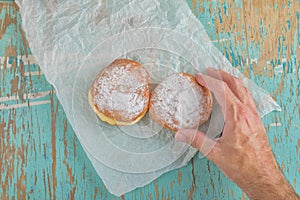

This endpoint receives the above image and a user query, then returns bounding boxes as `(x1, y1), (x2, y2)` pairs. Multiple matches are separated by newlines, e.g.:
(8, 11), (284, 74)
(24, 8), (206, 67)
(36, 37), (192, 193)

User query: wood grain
(0, 1), (299, 199)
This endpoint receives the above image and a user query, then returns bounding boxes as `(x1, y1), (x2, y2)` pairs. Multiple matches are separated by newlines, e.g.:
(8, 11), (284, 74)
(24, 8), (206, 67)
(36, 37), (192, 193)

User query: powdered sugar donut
(88, 59), (150, 125)
(149, 73), (213, 132)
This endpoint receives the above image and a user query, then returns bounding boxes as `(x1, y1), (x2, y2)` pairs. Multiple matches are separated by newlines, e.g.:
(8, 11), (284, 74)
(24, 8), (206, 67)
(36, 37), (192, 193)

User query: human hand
(175, 68), (299, 200)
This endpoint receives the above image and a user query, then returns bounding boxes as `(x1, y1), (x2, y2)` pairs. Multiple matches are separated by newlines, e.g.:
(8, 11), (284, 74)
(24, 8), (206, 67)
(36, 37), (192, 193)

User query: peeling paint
(0, 1), (299, 199)
(177, 171), (182, 184)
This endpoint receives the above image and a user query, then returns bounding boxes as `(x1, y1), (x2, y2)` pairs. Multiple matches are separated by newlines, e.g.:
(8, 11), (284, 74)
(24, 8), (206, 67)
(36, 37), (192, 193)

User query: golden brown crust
(88, 90), (148, 125)
(89, 59), (150, 125)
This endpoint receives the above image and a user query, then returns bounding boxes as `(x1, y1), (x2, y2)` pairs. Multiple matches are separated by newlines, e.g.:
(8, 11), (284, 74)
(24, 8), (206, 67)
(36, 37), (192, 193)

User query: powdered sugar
(150, 73), (210, 131)
(92, 60), (150, 122)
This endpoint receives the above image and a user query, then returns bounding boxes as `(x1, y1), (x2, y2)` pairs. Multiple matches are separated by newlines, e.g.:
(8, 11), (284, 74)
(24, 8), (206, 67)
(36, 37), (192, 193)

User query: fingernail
(195, 73), (204, 80)
(175, 131), (188, 143)
(195, 73), (206, 85)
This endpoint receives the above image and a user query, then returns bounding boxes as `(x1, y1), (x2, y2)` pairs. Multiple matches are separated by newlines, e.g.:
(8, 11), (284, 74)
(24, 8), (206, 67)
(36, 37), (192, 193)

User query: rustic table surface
(0, 0), (299, 199)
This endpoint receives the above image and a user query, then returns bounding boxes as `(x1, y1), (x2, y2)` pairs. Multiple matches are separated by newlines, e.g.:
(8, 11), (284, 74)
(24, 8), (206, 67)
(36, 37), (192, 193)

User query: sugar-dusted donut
(88, 59), (150, 125)
(149, 73), (213, 132)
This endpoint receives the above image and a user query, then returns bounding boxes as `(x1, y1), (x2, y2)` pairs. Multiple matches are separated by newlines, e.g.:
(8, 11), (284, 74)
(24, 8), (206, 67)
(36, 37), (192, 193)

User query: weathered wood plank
(0, 1), (299, 200)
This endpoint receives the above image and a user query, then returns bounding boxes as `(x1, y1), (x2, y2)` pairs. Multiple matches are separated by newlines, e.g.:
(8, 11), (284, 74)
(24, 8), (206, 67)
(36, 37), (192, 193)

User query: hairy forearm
(228, 137), (300, 200)
(239, 164), (299, 200)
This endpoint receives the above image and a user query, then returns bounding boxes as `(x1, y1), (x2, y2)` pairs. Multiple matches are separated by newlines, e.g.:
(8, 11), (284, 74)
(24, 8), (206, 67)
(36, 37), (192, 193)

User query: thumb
(175, 129), (217, 158)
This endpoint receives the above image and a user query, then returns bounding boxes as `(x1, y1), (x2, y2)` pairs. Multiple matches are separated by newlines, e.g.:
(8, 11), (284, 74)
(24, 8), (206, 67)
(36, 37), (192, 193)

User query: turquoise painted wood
(0, 1), (299, 199)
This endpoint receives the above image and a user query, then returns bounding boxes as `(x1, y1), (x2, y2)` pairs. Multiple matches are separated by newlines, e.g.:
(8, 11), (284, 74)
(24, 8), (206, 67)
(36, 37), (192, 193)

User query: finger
(195, 73), (242, 119)
(206, 68), (256, 109)
(175, 129), (218, 160)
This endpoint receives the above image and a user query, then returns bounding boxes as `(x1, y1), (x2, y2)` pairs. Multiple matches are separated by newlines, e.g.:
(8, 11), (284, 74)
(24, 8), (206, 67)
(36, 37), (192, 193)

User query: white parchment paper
(16, 0), (281, 196)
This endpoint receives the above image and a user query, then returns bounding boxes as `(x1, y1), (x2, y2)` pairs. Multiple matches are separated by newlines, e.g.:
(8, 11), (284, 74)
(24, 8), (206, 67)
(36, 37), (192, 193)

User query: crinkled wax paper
(16, 0), (281, 196)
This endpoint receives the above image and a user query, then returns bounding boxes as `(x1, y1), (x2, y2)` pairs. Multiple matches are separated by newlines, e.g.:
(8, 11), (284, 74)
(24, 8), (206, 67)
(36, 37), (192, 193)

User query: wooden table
(0, 1), (299, 199)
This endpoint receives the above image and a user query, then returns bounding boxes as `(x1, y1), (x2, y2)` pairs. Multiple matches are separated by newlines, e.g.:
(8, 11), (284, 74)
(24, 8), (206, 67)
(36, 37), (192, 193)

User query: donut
(149, 73), (213, 132)
(88, 59), (150, 126)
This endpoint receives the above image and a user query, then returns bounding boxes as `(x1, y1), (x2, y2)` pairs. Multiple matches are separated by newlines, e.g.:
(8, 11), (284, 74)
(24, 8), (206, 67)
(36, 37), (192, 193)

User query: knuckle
(226, 75), (242, 87)
(236, 105), (249, 118)
(222, 82), (230, 91)
(234, 77), (243, 85)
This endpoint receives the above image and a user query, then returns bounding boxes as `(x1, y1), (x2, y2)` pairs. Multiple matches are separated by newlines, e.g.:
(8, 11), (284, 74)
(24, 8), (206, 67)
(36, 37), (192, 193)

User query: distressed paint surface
(0, 1), (299, 200)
